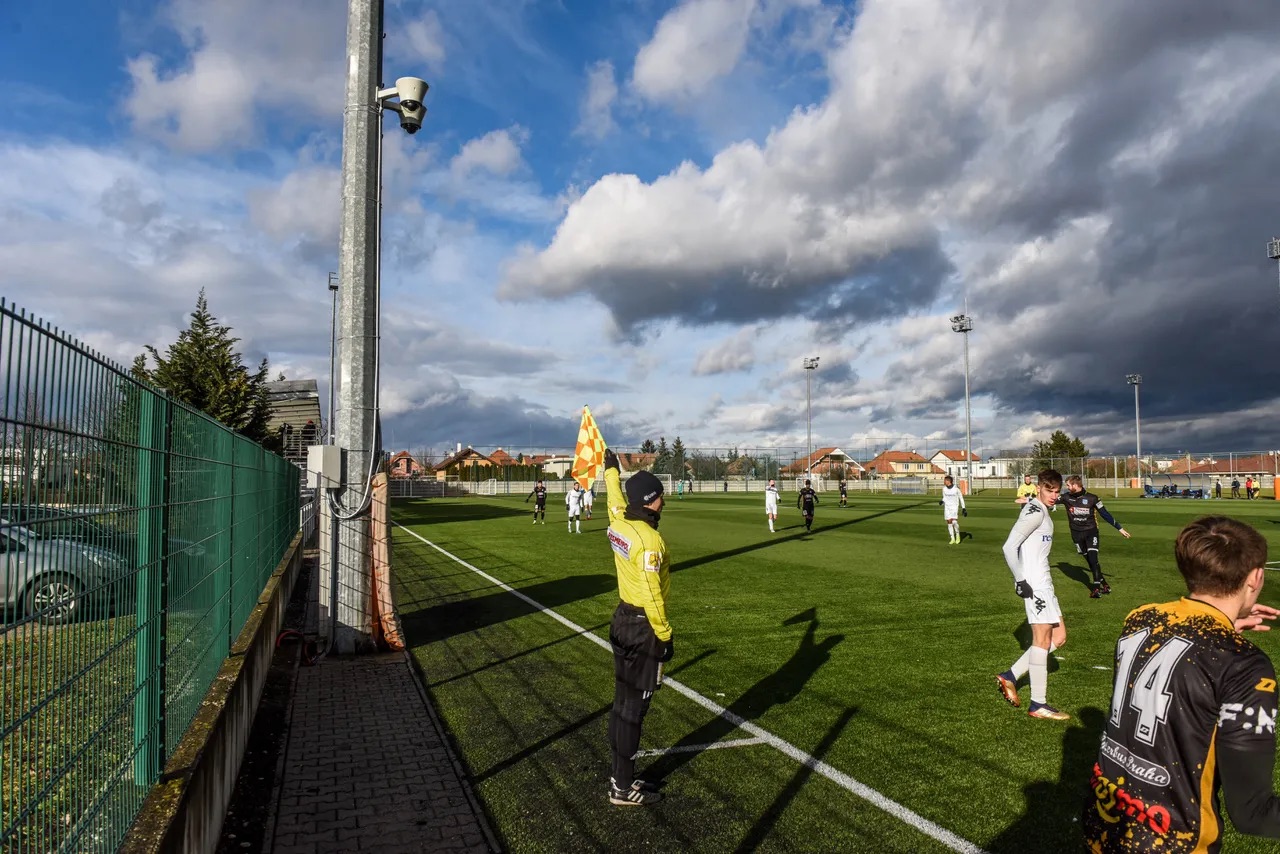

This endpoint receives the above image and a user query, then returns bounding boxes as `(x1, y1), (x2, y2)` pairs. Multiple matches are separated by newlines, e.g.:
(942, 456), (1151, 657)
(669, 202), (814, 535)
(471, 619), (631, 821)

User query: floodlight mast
(804, 357), (820, 479)
(1269, 238), (1280, 303)
(1126, 374), (1143, 487)
(950, 314), (974, 489)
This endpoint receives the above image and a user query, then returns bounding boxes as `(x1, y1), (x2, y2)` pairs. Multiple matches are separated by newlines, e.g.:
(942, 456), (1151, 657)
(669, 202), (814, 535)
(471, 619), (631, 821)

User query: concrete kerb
(122, 531), (305, 854)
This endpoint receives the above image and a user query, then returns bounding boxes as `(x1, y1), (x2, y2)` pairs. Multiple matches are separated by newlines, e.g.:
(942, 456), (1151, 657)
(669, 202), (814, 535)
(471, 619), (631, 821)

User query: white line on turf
(634, 737), (764, 758)
(394, 522), (989, 854)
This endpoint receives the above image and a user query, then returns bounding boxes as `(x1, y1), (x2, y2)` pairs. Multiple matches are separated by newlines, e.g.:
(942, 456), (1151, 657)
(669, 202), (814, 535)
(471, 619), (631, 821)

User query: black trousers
(1072, 528), (1104, 583)
(609, 602), (661, 785)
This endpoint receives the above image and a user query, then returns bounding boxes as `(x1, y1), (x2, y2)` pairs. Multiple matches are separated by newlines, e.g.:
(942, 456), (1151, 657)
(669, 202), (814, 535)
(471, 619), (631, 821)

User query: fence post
(133, 389), (171, 784)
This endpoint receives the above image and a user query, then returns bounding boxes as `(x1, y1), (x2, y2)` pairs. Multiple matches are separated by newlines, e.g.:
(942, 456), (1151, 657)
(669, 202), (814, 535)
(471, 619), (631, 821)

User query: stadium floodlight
(327, 271), (338, 441)
(804, 357), (820, 478)
(1268, 238), (1280, 304)
(1126, 374), (1143, 486)
(950, 314), (974, 489)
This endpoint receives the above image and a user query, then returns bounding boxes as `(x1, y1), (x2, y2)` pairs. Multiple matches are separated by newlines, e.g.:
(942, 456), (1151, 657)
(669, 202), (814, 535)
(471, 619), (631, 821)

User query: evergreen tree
(640, 438), (657, 454)
(134, 290), (274, 445)
(654, 436), (672, 474)
(671, 436), (687, 481)
(1030, 430), (1088, 473)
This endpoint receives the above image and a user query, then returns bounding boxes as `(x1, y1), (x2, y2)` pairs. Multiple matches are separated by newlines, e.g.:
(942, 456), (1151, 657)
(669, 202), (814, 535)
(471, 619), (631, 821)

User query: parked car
(0, 504), (206, 565)
(0, 524), (127, 625)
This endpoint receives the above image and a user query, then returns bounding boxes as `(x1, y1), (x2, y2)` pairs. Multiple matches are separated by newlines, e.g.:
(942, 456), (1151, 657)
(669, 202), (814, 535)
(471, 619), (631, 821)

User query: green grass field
(390, 491), (1280, 853)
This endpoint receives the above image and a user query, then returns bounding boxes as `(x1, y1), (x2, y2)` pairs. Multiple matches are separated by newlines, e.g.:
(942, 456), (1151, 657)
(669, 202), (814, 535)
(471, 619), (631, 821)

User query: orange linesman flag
(572, 405), (607, 490)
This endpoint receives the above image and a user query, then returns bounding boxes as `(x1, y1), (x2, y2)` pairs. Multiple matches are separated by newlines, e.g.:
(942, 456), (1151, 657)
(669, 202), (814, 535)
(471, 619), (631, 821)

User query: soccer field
(390, 492), (1280, 853)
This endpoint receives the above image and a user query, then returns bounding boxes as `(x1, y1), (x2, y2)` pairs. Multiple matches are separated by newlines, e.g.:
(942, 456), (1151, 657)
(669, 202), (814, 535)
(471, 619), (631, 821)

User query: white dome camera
(392, 76), (428, 135)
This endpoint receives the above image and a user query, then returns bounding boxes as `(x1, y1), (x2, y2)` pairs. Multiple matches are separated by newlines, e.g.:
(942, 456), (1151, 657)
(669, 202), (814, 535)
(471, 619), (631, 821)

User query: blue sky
(4, 0), (1280, 459)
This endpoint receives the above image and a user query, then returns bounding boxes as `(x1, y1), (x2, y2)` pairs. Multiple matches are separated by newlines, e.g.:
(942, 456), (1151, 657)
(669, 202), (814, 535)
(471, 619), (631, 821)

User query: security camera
(392, 76), (428, 135)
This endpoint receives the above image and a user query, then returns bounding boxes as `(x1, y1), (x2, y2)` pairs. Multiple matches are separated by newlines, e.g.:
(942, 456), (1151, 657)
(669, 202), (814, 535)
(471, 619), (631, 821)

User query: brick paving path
(267, 653), (496, 853)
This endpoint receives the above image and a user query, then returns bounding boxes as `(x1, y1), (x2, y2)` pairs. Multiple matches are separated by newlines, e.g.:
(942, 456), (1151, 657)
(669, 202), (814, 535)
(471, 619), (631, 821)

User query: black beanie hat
(625, 471), (664, 506)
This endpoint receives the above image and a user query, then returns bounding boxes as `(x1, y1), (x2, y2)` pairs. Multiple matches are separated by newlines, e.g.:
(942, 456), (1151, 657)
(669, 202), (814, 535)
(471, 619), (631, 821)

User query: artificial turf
(390, 490), (1280, 853)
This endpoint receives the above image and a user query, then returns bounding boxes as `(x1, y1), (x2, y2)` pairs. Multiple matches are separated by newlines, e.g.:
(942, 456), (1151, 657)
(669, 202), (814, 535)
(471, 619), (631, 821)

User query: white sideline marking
(394, 522), (989, 854)
(635, 736), (764, 758)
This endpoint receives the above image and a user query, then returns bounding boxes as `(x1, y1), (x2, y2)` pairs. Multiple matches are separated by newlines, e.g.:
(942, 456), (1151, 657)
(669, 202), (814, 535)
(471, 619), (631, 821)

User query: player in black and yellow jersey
(524, 480), (547, 524)
(1083, 516), (1280, 853)
(603, 449), (671, 807)
(797, 479), (819, 531)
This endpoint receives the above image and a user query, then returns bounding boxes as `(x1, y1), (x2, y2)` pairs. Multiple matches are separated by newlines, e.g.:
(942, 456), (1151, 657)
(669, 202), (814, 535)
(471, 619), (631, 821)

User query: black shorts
(610, 602), (663, 692)
(1072, 529), (1100, 553)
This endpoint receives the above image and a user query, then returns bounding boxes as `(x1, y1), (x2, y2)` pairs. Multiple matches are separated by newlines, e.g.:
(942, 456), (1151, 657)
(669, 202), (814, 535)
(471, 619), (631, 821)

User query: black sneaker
(1100, 582), (1112, 595)
(1090, 584), (1103, 599)
(609, 780), (663, 806)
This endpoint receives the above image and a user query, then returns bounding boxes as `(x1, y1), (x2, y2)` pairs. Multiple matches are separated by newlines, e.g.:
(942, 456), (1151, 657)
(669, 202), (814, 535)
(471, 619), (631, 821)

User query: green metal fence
(0, 300), (300, 852)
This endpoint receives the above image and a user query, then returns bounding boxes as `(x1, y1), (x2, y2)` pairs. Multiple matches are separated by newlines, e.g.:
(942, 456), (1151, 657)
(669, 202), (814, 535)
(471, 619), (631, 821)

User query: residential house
(432, 446), (497, 481)
(929, 450), (981, 478)
(864, 450), (945, 479)
(783, 447), (865, 479)
(387, 451), (426, 479)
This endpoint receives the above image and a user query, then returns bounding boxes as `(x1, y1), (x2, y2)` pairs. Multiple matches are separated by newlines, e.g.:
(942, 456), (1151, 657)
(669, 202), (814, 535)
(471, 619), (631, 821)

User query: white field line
(394, 522), (989, 854)
(635, 736), (764, 758)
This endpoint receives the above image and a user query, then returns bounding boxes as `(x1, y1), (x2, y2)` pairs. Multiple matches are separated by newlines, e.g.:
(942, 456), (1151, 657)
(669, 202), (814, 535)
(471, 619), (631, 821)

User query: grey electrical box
(307, 445), (343, 490)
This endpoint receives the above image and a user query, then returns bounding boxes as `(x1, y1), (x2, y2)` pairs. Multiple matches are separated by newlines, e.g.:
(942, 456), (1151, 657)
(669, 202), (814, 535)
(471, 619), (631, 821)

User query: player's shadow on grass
(984, 706), (1105, 854)
(673, 501), (933, 573)
(642, 608), (844, 785)
(399, 574), (616, 644)
(1054, 561), (1095, 593)
(734, 706), (857, 853)
(393, 500), (530, 525)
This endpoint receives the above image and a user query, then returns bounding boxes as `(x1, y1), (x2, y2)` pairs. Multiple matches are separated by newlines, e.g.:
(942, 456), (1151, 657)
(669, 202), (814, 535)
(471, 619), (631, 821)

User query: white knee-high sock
(1029, 646), (1049, 704)
(1009, 646), (1034, 680)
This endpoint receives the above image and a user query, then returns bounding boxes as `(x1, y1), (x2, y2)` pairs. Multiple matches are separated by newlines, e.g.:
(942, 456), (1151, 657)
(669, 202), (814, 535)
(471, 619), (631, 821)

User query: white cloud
(632, 0), (757, 103)
(692, 326), (759, 375)
(247, 167), (341, 245)
(576, 60), (618, 140)
(450, 127), (528, 178)
(403, 10), (447, 69)
(124, 0), (345, 152)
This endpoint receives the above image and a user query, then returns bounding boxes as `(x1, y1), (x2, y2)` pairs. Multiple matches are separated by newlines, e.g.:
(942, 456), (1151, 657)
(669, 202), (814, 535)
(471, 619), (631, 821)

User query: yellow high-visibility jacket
(604, 467), (671, 641)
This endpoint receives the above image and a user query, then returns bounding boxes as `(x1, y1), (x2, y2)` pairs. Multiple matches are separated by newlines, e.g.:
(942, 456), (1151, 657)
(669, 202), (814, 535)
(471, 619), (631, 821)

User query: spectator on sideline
(1232, 477), (1241, 499)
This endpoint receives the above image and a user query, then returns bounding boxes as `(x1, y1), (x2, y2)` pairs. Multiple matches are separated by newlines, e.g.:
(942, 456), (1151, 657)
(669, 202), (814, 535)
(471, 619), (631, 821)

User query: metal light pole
(950, 314), (973, 490)
(329, 0), (428, 654)
(1127, 374), (1143, 488)
(804, 356), (819, 478)
(327, 271), (339, 441)
(1268, 238), (1280, 299)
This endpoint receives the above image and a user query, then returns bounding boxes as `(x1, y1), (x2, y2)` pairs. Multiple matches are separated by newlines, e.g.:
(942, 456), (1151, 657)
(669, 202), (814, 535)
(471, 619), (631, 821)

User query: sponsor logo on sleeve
(1219, 702), (1278, 734)
(1255, 678), (1276, 693)
(643, 550), (662, 572)
(607, 529), (631, 559)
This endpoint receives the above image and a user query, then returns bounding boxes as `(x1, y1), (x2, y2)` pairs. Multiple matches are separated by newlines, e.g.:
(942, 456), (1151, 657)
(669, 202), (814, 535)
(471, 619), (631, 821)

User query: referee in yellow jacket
(602, 449), (670, 806)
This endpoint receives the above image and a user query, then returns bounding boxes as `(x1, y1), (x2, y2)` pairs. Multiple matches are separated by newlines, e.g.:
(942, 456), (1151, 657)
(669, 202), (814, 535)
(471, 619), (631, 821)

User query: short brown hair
(1038, 468), (1062, 489)
(1065, 475), (1083, 487)
(1175, 517), (1268, 596)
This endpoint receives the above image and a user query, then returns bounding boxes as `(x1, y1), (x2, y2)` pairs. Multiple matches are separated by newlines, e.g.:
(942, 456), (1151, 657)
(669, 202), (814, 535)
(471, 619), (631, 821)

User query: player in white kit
(566, 484), (584, 533)
(764, 480), (780, 532)
(582, 485), (594, 519)
(994, 468), (1070, 721)
(939, 475), (966, 544)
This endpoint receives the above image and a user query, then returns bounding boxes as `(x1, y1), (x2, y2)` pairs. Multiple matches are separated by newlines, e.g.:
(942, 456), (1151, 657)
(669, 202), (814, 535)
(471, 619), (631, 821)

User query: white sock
(1009, 646), (1034, 680)
(576, 521), (581, 532)
(1029, 646), (1049, 705)
(953, 522), (960, 538)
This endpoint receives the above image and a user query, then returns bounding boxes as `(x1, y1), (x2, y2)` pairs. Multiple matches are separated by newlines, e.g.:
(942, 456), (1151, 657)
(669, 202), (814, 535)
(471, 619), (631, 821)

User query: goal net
(889, 477), (928, 495)
(477, 478), (499, 496)
(796, 476), (824, 492)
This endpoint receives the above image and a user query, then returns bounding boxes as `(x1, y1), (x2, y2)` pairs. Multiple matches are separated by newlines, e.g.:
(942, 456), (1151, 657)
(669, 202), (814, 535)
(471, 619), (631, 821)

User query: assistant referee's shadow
(984, 706), (1105, 853)
(642, 608), (844, 785)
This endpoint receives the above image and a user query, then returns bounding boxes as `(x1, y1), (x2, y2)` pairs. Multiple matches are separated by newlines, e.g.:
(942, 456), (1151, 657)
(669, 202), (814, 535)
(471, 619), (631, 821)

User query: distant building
(864, 450), (945, 479)
(930, 450), (981, 478)
(783, 447), (865, 479)
(387, 451), (426, 479)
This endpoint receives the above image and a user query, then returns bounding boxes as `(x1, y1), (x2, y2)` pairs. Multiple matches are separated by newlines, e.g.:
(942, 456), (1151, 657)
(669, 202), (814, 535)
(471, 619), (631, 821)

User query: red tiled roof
(934, 450), (980, 462)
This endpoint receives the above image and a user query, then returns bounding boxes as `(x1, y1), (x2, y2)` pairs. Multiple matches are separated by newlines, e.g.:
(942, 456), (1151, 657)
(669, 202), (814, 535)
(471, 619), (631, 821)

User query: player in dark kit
(1083, 516), (1280, 853)
(838, 480), (848, 507)
(1059, 475), (1130, 598)
(525, 480), (548, 524)
(797, 479), (819, 531)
